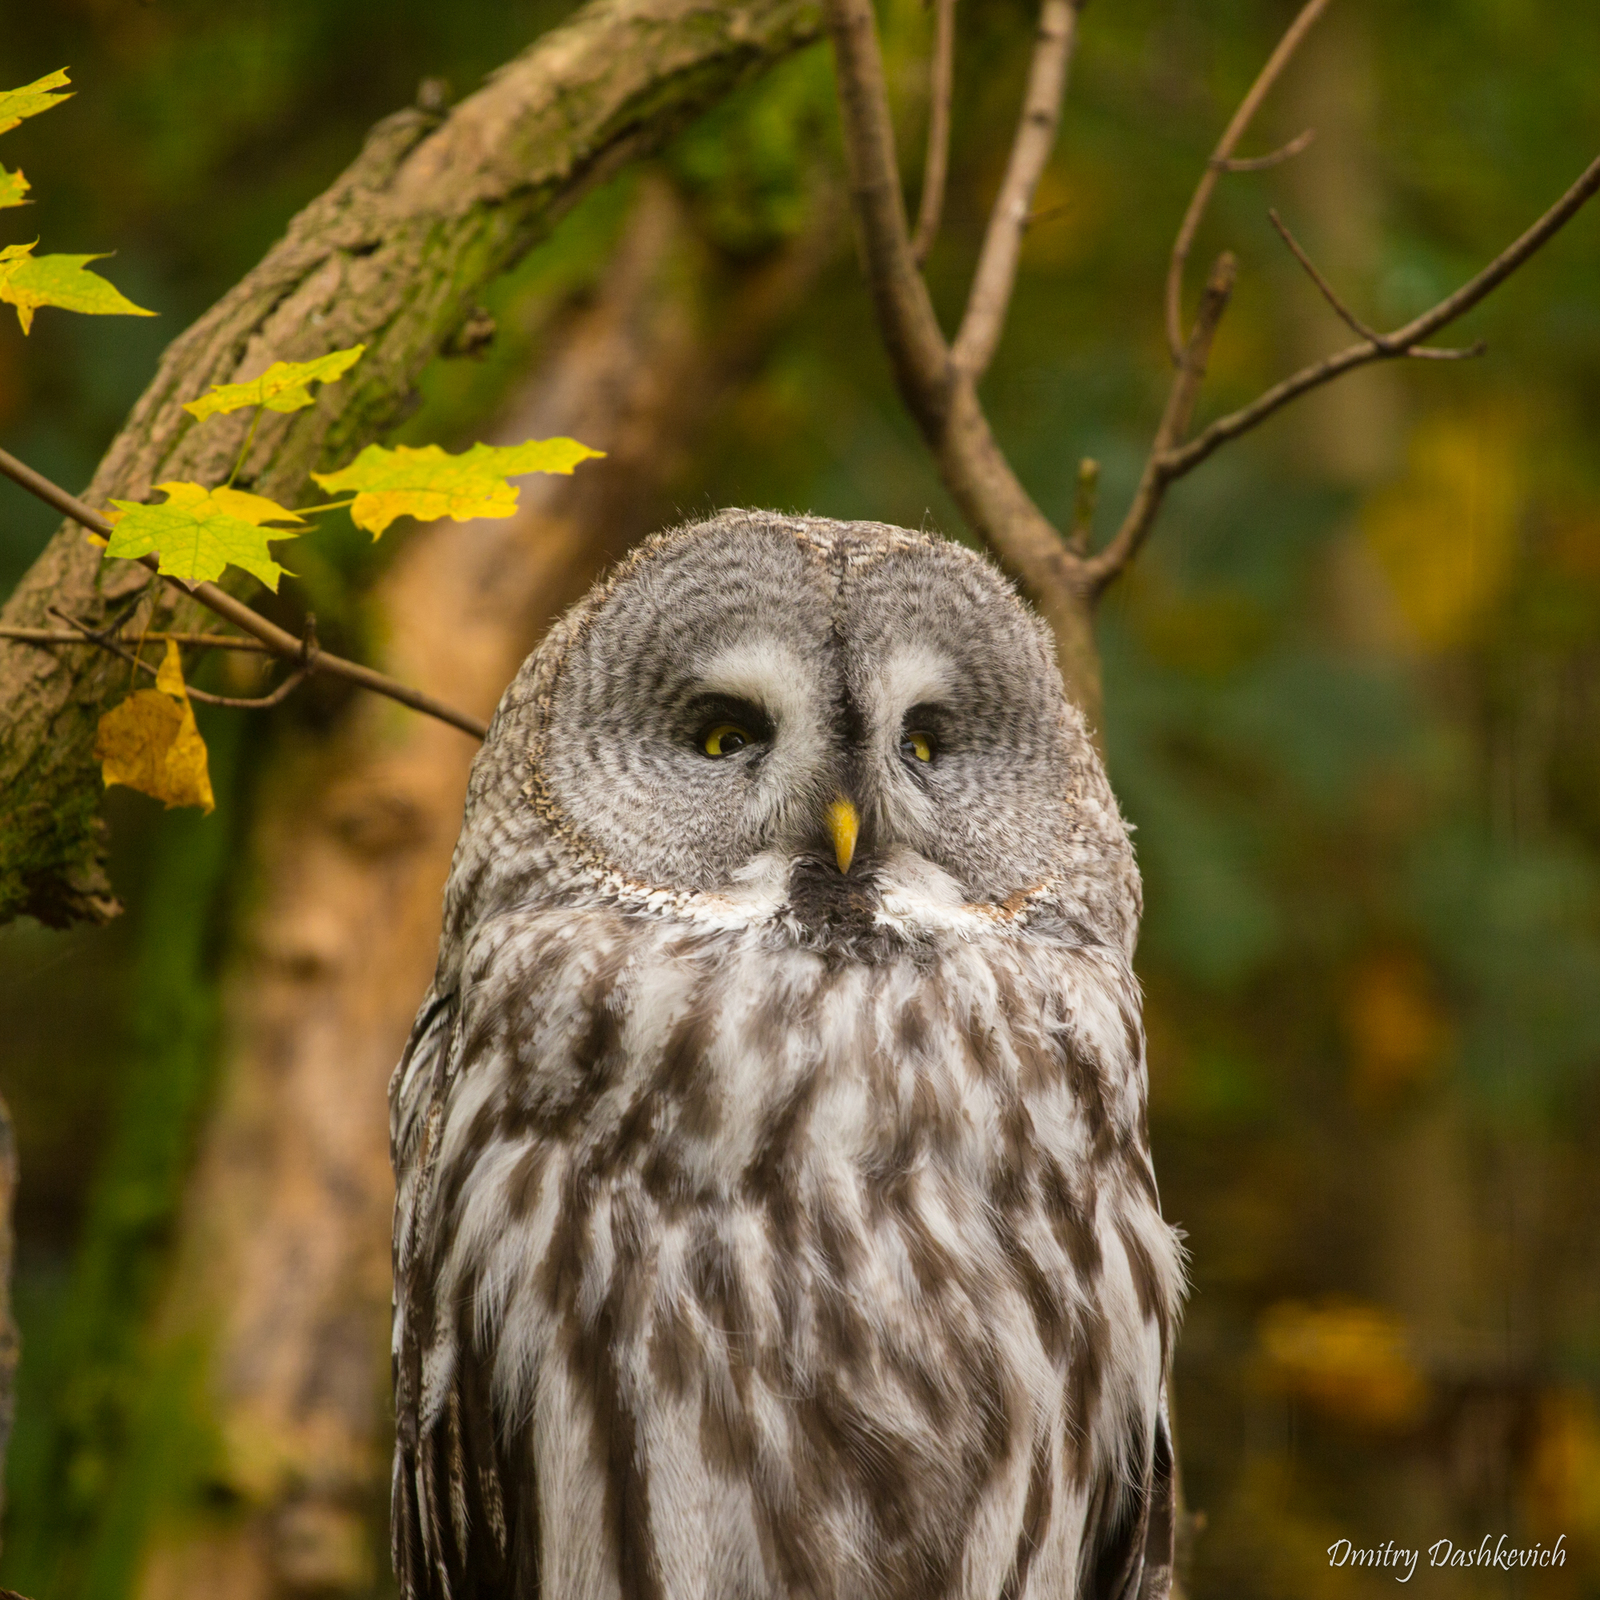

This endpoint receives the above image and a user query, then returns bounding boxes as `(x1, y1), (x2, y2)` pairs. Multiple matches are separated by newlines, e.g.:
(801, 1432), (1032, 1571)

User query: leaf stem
(291, 498), (360, 516)
(225, 407), (264, 489)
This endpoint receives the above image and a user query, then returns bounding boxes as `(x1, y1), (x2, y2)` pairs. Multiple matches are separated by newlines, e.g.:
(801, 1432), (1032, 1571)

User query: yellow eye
(702, 723), (752, 758)
(900, 730), (934, 763)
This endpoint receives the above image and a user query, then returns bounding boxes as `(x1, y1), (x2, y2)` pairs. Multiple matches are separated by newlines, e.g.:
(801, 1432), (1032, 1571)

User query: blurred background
(1, 0), (1598, 1594)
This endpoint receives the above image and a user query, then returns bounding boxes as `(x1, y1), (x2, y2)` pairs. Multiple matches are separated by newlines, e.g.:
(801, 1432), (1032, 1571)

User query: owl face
(535, 515), (1078, 910)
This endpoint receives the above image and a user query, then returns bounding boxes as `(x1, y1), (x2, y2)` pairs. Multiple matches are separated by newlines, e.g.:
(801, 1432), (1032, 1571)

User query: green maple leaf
(183, 344), (367, 420)
(105, 481), (305, 590)
(0, 69), (72, 137)
(310, 437), (606, 537)
(0, 242), (155, 333)
(0, 165), (30, 210)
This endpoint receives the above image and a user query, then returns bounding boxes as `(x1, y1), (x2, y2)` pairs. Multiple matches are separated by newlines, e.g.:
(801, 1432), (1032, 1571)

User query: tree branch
(1164, 0), (1334, 361)
(1086, 252), (1237, 592)
(951, 0), (1082, 380)
(1268, 207), (1486, 355)
(1165, 147), (1600, 480)
(827, 0), (951, 412)
(0, 445), (489, 737)
(826, 0), (1101, 716)
(0, 628), (274, 653)
(830, 0), (1598, 738)
(0, 0), (822, 927)
(1267, 206), (1379, 340)
(1068, 456), (1099, 555)
(910, 0), (958, 265)
(1211, 127), (1316, 173)
(46, 606), (312, 710)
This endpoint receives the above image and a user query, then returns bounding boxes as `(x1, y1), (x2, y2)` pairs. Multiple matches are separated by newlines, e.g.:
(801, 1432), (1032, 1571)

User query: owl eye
(702, 722), (754, 758)
(900, 730), (935, 764)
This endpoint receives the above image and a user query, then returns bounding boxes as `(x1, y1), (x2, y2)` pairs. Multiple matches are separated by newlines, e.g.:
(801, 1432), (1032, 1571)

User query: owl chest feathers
(394, 888), (1181, 1600)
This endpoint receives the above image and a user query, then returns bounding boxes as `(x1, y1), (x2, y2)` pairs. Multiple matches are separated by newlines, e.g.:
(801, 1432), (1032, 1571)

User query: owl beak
(825, 796), (860, 875)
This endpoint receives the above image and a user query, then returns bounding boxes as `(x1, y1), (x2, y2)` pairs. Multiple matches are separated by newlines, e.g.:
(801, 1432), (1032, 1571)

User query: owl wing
(1082, 1383), (1176, 1600)
(390, 988), (538, 1599)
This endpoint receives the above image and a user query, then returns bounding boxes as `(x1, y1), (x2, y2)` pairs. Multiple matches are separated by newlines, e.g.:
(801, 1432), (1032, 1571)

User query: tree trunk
(0, 0), (821, 931)
(124, 176), (834, 1599)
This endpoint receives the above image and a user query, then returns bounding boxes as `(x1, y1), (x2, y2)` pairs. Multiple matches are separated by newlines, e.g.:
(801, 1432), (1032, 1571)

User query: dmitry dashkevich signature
(1328, 1535), (1568, 1581)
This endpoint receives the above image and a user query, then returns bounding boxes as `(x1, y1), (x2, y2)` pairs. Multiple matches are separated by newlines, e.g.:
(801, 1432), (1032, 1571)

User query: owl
(390, 511), (1183, 1600)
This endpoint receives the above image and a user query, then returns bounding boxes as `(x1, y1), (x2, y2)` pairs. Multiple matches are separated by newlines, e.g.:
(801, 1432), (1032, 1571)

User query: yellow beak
(825, 796), (860, 875)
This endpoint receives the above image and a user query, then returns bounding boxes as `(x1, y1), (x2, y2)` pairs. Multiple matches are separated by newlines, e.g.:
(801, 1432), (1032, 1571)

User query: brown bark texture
(0, 0), (821, 931)
(130, 178), (833, 1599)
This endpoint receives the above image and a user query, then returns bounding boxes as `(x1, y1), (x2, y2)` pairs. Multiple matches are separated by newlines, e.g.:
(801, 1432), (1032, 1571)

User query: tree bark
(0, 0), (821, 931)
(126, 177), (835, 1598)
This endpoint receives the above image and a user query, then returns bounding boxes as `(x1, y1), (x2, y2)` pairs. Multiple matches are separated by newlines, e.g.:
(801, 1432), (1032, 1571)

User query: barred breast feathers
(391, 512), (1180, 1600)
(393, 868), (1182, 1600)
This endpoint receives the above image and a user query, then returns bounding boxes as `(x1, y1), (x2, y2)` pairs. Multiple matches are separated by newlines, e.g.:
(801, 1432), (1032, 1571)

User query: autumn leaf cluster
(0, 71), (154, 333)
(5, 70), (603, 813)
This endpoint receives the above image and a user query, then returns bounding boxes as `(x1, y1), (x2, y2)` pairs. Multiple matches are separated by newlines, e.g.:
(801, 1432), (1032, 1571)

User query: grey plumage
(391, 511), (1183, 1600)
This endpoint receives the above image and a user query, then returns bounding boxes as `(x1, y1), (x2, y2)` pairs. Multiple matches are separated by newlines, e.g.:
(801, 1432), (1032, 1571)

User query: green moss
(0, 760), (112, 929)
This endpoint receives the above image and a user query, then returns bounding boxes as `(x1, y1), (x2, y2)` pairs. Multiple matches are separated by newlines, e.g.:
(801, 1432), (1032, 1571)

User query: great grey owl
(390, 510), (1183, 1600)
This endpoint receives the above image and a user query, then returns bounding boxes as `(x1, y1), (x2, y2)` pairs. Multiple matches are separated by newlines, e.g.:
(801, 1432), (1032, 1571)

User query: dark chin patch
(782, 854), (909, 963)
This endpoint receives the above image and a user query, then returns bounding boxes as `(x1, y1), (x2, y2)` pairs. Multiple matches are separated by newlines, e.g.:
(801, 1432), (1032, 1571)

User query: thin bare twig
(826, 0), (949, 407)
(1165, 147), (1600, 480)
(952, 0), (1082, 380)
(1093, 23), (1599, 606)
(0, 444), (489, 739)
(47, 605), (312, 709)
(1268, 208), (1484, 355)
(910, 0), (958, 265)
(1087, 252), (1237, 592)
(0, 627), (274, 653)
(1402, 341), (1488, 362)
(1211, 127), (1316, 173)
(196, 671), (309, 711)
(1267, 207), (1379, 340)
(1164, 0), (1334, 361)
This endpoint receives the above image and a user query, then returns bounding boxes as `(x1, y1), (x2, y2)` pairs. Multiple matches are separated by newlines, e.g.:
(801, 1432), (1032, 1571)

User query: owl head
(443, 511), (1138, 960)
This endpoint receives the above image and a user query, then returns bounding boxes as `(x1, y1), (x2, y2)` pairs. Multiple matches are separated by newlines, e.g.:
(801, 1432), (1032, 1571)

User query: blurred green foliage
(2, 0), (1599, 1594)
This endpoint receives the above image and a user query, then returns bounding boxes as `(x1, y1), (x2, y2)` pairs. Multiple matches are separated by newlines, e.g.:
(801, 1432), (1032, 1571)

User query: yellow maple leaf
(183, 344), (367, 420)
(0, 69), (72, 137)
(311, 437), (606, 537)
(105, 481), (304, 590)
(0, 241), (155, 334)
(0, 165), (30, 210)
(94, 639), (215, 813)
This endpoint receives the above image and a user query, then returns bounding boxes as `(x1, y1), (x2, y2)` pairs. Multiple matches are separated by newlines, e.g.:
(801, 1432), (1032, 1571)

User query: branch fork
(826, 0), (1600, 724)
